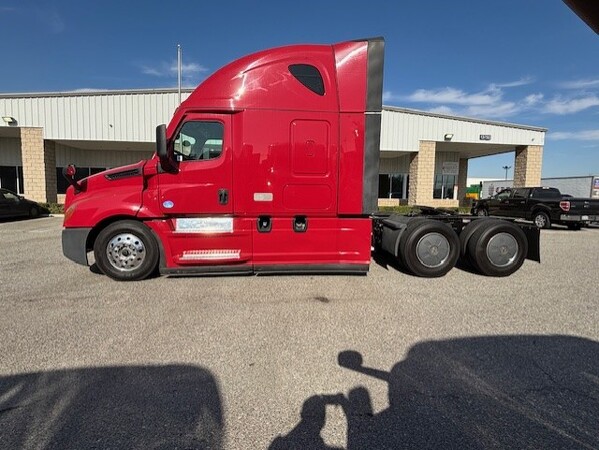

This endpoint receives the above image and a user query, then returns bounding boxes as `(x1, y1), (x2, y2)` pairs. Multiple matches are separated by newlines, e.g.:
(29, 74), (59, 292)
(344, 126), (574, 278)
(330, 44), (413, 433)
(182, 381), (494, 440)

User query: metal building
(0, 89), (547, 206)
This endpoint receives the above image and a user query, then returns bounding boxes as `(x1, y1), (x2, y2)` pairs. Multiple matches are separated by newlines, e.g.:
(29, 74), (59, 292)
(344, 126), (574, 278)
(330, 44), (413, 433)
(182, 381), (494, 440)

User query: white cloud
(405, 86), (502, 106)
(558, 79), (599, 89)
(427, 105), (455, 115)
(382, 90), (401, 102)
(141, 60), (209, 87)
(524, 93), (543, 106)
(465, 102), (520, 118)
(142, 61), (208, 78)
(492, 77), (535, 88)
(549, 130), (599, 141)
(544, 96), (599, 114)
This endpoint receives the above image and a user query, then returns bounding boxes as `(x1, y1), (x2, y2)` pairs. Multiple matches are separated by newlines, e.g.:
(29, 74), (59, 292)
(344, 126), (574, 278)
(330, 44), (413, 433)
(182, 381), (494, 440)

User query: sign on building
(441, 161), (459, 176)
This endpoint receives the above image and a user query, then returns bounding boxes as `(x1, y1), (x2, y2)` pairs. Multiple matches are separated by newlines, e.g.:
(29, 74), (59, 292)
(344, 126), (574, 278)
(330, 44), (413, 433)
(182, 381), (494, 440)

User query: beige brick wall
(20, 128), (57, 203)
(408, 140), (436, 206)
(378, 198), (400, 207)
(457, 158), (469, 207)
(514, 145), (543, 187)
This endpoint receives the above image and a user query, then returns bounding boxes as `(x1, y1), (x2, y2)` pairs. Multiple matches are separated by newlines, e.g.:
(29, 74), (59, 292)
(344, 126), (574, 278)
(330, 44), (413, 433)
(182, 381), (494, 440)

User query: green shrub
(37, 203), (64, 215)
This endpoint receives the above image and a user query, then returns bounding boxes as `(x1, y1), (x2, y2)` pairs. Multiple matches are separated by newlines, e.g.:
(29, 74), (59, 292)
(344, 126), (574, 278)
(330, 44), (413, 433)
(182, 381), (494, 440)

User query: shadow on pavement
(272, 335), (599, 449)
(0, 364), (223, 449)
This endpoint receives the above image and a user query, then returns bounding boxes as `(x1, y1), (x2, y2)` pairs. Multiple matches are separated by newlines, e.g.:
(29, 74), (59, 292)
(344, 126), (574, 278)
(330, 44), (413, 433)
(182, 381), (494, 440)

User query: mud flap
(523, 226), (541, 262)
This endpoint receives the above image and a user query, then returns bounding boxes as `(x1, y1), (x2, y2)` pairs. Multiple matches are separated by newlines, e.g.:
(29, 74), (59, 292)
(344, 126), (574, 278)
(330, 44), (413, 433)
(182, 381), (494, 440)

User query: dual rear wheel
(462, 219), (528, 277)
(397, 218), (528, 277)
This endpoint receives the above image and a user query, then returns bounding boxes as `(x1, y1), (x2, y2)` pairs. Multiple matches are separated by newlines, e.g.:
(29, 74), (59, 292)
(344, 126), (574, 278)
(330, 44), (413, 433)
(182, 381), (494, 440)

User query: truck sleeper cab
(62, 37), (540, 281)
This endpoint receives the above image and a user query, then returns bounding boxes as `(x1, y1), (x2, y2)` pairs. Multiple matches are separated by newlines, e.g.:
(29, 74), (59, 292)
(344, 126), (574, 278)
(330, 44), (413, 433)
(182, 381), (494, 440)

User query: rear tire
(398, 220), (460, 277)
(533, 211), (551, 229)
(567, 223), (582, 231)
(467, 221), (527, 277)
(29, 206), (40, 218)
(94, 220), (159, 281)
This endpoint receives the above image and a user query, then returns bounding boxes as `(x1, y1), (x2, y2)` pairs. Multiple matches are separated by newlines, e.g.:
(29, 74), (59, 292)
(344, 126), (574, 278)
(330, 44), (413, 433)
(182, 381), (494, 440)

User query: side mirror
(156, 124), (177, 173)
(62, 164), (82, 192)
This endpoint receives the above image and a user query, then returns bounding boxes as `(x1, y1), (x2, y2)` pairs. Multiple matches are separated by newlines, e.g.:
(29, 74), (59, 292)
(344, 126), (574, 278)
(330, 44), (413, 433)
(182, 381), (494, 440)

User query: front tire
(475, 208), (488, 216)
(398, 220), (460, 277)
(94, 220), (159, 281)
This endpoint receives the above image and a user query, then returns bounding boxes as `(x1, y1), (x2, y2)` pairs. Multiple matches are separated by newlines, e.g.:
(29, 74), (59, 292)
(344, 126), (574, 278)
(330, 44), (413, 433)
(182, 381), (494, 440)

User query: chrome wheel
(534, 214), (547, 228)
(415, 232), (451, 268)
(106, 233), (146, 272)
(486, 232), (519, 268)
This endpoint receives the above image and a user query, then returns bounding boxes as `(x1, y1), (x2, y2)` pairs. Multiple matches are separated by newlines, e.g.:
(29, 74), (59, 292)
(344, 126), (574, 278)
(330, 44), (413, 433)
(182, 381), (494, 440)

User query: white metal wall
(0, 137), (22, 165)
(55, 142), (153, 168)
(379, 154), (411, 173)
(0, 90), (191, 142)
(381, 108), (546, 152)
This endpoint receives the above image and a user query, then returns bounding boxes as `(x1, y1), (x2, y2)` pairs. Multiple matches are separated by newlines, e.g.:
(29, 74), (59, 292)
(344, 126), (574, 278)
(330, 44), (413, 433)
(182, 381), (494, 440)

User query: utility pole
(177, 44), (182, 105)
(502, 165), (512, 180)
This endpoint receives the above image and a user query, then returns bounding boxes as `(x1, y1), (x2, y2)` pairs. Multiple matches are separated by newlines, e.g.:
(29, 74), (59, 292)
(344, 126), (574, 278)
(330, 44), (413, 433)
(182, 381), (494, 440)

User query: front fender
(64, 185), (142, 228)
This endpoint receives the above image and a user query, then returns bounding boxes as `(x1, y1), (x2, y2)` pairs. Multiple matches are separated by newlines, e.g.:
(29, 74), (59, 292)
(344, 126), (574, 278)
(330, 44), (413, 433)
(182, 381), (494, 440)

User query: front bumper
(62, 227), (92, 266)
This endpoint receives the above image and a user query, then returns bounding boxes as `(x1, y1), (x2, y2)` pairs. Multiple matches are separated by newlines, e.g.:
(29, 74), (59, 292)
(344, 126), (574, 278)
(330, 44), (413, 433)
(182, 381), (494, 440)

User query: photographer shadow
(273, 335), (599, 449)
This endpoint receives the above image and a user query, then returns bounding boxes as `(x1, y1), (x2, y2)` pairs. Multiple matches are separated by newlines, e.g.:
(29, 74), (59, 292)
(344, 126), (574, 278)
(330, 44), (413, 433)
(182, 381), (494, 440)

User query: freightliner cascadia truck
(61, 37), (540, 281)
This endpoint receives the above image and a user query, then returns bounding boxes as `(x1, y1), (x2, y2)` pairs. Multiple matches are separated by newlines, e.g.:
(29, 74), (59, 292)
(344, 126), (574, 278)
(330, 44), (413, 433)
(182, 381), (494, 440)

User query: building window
(56, 167), (106, 194)
(433, 175), (457, 199)
(0, 166), (24, 194)
(378, 173), (409, 199)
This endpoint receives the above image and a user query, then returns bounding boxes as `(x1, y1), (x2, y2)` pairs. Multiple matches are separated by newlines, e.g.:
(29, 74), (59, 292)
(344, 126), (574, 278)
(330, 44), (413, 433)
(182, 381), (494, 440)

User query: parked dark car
(471, 186), (599, 229)
(0, 189), (43, 219)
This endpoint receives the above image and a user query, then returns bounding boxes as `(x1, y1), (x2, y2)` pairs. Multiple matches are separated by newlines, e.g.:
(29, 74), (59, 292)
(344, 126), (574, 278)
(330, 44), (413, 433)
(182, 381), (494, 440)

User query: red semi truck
(62, 37), (540, 281)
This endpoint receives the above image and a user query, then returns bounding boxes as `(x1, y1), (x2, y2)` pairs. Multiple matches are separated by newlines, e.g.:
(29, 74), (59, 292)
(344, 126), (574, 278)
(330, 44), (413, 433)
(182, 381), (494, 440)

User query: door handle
(218, 189), (228, 205)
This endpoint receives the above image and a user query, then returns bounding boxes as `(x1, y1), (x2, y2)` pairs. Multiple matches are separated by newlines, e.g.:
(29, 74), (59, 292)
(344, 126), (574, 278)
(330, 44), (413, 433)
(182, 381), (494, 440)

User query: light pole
(502, 165), (512, 180)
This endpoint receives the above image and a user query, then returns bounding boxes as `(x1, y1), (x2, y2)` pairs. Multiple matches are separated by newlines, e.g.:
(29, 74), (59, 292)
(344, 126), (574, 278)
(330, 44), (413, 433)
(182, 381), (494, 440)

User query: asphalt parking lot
(1, 216), (598, 449)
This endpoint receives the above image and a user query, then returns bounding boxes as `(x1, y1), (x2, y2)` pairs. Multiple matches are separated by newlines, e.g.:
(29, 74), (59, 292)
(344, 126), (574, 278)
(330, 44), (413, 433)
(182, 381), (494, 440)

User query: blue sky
(1, 0), (598, 179)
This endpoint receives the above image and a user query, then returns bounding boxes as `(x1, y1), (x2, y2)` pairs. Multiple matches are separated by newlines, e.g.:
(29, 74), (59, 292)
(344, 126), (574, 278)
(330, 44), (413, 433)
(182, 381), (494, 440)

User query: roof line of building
(0, 88), (547, 133)
(0, 87), (195, 98)
(383, 105), (548, 133)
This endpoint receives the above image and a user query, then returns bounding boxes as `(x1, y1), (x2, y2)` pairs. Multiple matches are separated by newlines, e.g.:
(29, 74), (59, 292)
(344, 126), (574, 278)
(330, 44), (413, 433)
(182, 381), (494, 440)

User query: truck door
(159, 114), (232, 215)
(504, 188), (529, 218)
(157, 114), (252, 269)
(490, 188), (512, 216)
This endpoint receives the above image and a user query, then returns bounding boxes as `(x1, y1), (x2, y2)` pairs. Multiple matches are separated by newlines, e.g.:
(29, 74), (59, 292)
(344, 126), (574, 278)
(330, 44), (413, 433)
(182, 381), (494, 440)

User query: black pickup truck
(471, 186), (599, 229)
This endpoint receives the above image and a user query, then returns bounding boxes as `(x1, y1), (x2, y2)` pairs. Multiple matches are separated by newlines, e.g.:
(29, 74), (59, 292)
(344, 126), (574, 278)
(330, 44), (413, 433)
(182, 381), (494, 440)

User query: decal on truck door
(175, 218), (233, 233)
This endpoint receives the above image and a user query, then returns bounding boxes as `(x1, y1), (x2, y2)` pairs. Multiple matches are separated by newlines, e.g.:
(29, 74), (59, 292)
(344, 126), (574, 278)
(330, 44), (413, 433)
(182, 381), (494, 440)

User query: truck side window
(496, 189), (511, 200)
(512, 188), (528, 199)
(289, 64), (325, 96)
(173, 121), (224, 162)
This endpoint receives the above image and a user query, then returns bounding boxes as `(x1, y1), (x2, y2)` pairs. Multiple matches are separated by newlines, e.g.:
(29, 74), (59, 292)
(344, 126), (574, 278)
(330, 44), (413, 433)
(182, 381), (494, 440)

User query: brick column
(513, 145), (543, 187)
(20, 127), (57, 203)
(457, 158), (469, 207)
(408, 140), (436, 205)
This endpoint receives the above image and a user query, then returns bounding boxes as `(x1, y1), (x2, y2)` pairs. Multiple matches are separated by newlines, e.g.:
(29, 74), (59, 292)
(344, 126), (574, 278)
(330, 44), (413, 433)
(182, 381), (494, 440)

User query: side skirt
(254, 264), (369, 276)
